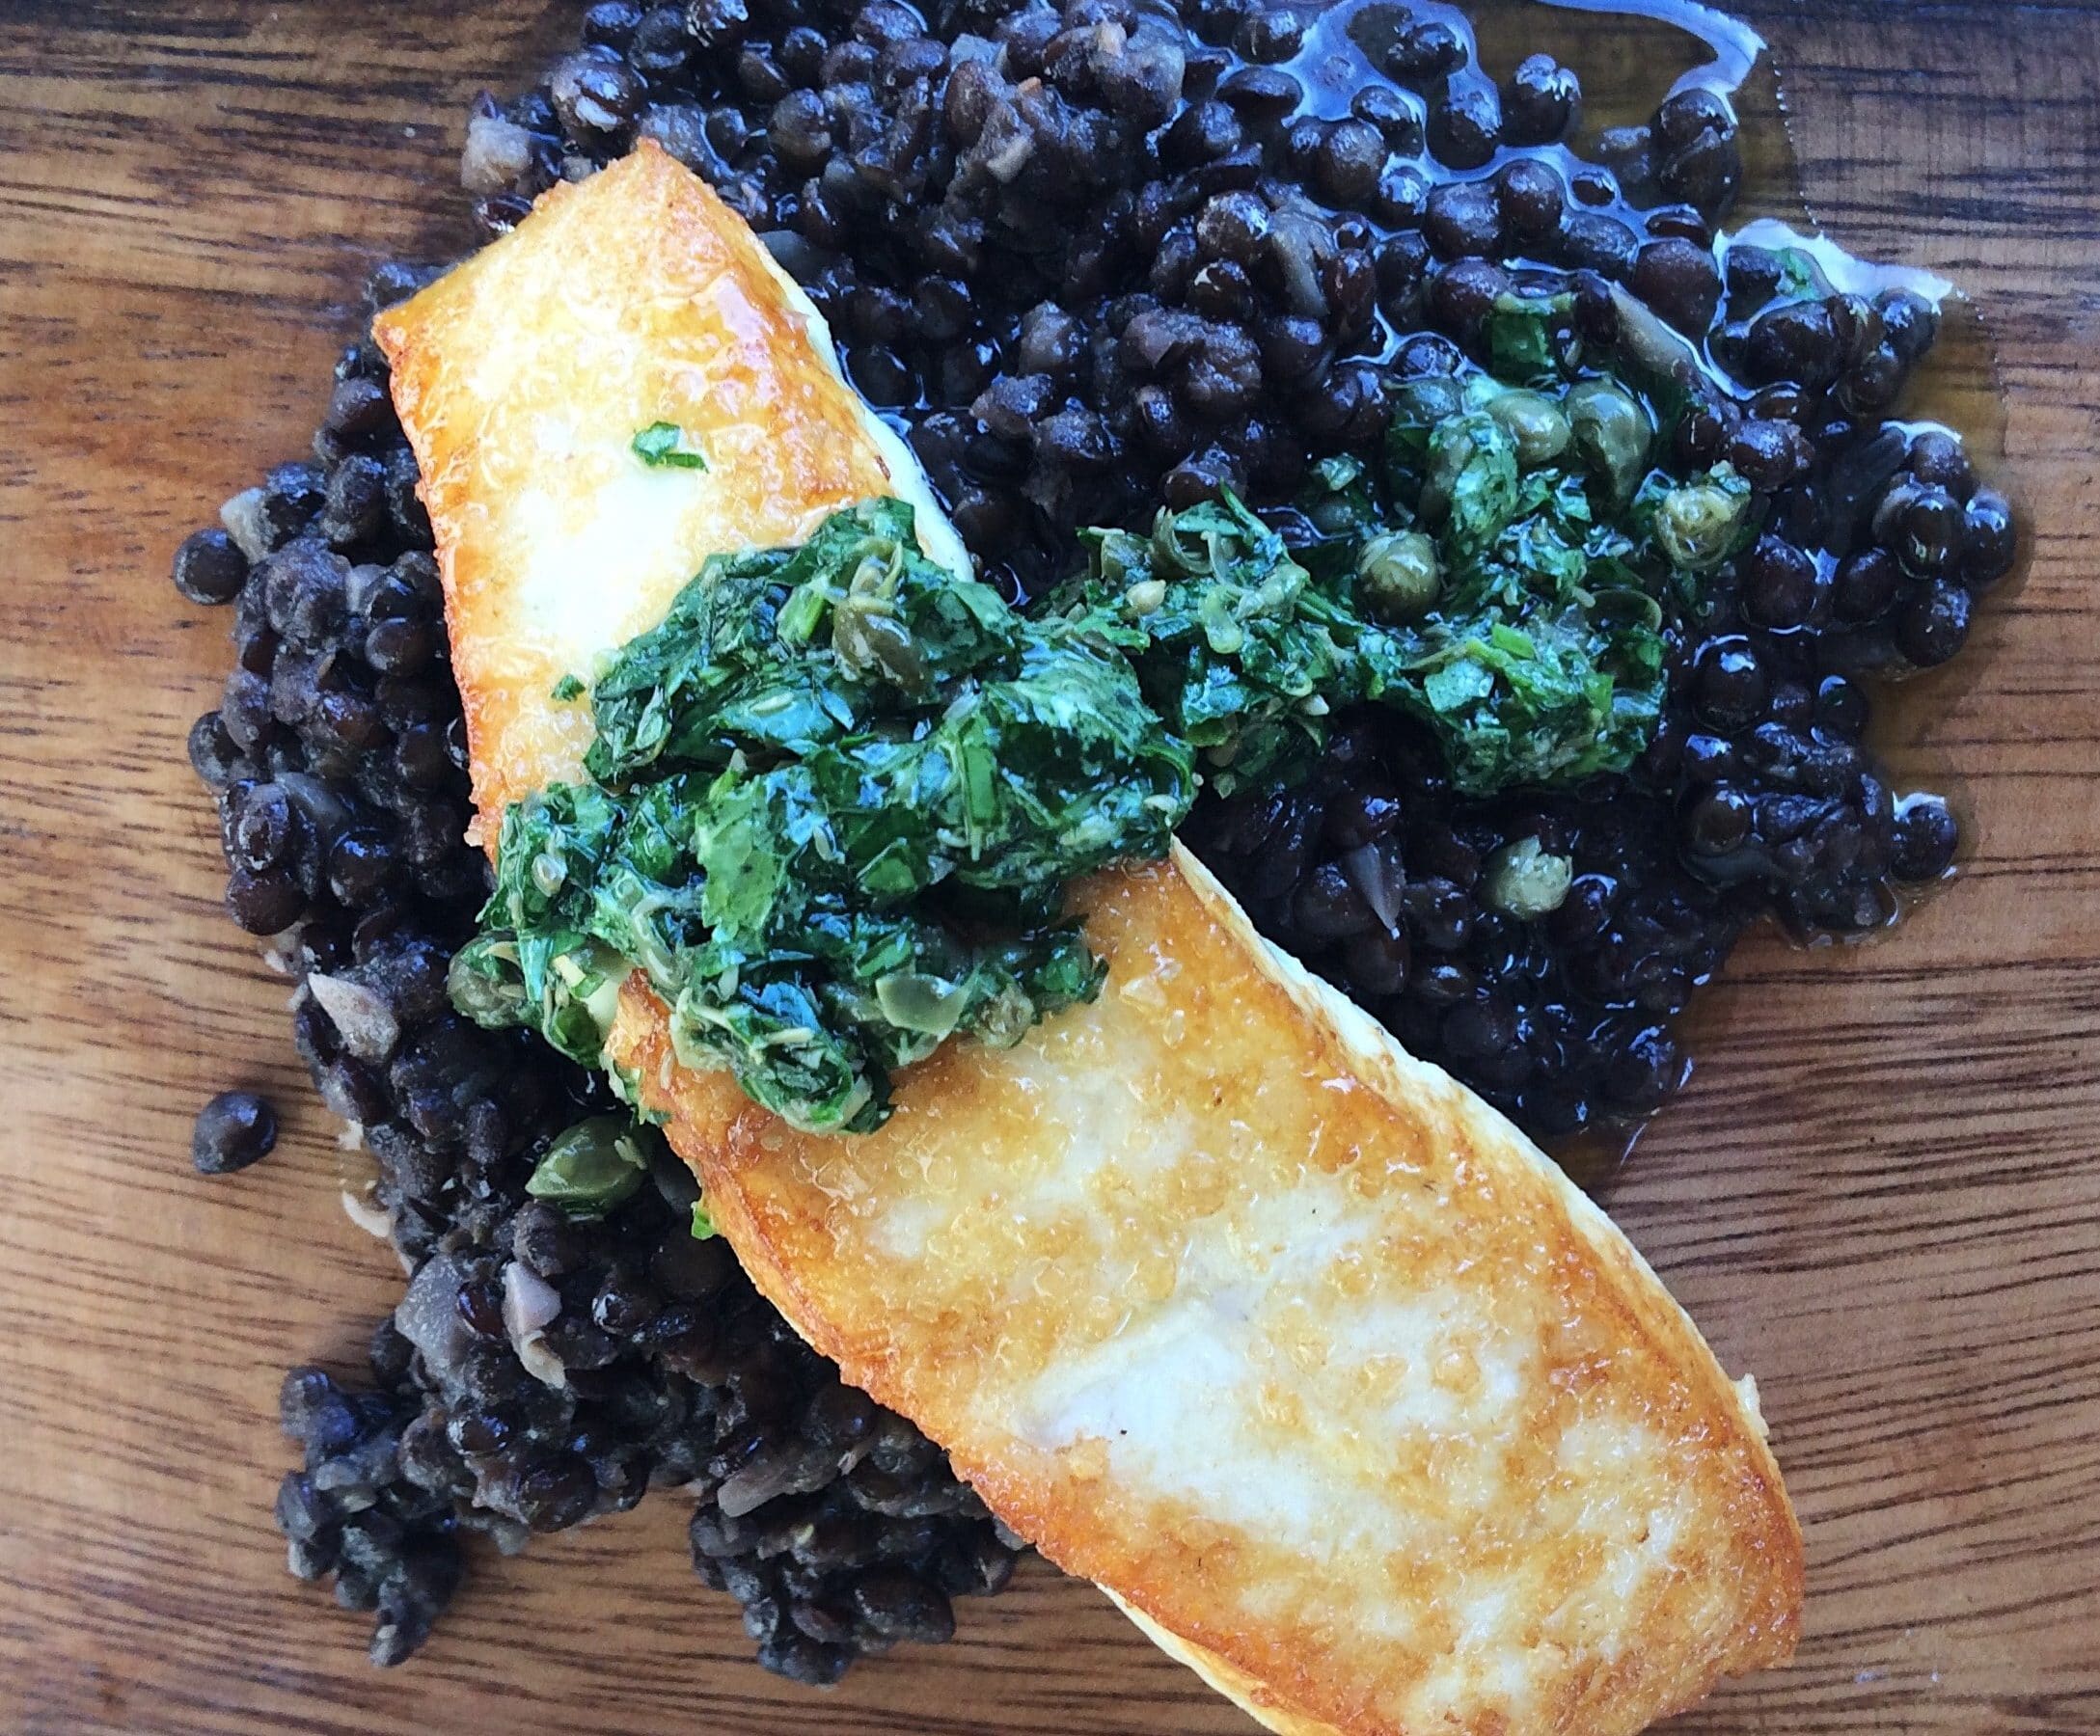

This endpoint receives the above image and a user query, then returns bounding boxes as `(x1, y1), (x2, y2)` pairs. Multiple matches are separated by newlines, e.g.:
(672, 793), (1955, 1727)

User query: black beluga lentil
(192, 1090), (280, 1174)
(177, 0), (2011, 1683)
(187, 256), (1019, 1684)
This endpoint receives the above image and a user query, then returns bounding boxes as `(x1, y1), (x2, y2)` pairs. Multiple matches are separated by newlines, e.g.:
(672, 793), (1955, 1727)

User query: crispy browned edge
(368, 187), (550, 845)
(1108, 1593), (1349, 1736)
(617, 845), (1805, 1736)
(368, 141), (917, 841)
(1167, 845), (1806, 1730)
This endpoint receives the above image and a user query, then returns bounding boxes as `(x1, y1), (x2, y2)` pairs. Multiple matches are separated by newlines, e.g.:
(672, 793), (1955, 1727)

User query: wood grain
(1, 4), (2095, 1732)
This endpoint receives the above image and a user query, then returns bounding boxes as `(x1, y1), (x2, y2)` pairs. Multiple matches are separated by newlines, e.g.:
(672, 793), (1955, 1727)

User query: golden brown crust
(372, 142), (954, 841)
(609, 847), (1804, 1736)
(1106, 1593), (1347, 1736)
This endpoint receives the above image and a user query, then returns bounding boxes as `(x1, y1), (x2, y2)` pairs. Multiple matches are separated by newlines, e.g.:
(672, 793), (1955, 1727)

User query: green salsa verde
(455, 313), (1753, 1139)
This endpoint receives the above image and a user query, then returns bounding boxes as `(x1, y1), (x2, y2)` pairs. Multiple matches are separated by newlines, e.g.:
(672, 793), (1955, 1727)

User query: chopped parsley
(462, 339), (1760, 1137)
(459, 499), (1190, 1135)
(1486, 290), (1575, 385)
(1053, 366), (1748, 800)
(632, 420), (708, 470)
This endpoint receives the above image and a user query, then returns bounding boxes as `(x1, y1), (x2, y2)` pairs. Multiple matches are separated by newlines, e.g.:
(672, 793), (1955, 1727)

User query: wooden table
(2, 3), (2095, 1731)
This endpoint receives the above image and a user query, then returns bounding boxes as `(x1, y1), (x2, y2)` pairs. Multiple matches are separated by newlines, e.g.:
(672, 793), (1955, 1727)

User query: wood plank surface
(1, 3), (2095, 1732)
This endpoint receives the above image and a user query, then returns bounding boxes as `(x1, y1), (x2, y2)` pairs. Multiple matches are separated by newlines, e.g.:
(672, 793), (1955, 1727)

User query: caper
(1486, 389), (1573, 469)
(526, 1114), (653, 1217)
(1390, 373), (1467, 432)
(1653, 472), (1753, 571)
(1387, 374), (1469, 468)
(1420, 413), (1512, 526)
(1091, 528), (1147, 584)
(1307, 495), (1363, 536)
(1306, 457), (1371, 536)
(1124, 578), (1168, 615)
(1484, 836), (1574, 918)
(1564, 379), (1653, 502)
(448, 934), (529, 1029)
(971, 979), (1038, 1048)
(1357, 530), (1443, 622)
(832, 601), (930, 694)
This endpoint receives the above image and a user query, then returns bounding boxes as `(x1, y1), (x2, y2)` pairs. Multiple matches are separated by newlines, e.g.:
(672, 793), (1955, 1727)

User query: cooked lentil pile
(177, 0), (2009, 1682)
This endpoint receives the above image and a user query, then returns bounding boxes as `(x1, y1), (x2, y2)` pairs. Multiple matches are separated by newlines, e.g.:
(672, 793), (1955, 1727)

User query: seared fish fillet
(373, 140), (966, 839)
(607, 853), (1802, 1736)
(377, 143), (1805, 1735)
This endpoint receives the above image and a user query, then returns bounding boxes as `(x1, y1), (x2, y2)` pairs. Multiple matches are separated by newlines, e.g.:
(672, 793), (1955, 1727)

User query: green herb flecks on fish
(631, 420), (708, 470)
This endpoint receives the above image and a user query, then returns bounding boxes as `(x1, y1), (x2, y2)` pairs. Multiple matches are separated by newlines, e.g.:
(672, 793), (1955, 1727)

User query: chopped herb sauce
(462, 341), (1753, 1135)
(456, 499), (1191, 1135)
(1058, 366), (1747, 800)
